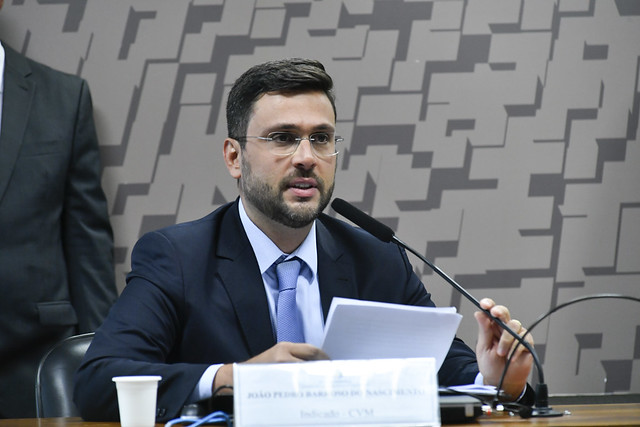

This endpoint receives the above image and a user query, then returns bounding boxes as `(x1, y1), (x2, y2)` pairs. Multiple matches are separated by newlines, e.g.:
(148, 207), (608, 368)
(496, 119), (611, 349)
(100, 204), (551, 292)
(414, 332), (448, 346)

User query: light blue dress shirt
(191, 199), (325, 401)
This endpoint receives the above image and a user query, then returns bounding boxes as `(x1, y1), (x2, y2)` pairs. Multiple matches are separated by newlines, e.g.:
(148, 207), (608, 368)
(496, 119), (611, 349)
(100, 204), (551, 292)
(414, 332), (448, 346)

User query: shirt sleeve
(189, 364), (224, 402)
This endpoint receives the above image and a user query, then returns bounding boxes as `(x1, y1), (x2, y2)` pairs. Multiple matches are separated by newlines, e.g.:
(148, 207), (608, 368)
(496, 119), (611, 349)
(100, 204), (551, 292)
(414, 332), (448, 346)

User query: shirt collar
(238, 198), (318, 278)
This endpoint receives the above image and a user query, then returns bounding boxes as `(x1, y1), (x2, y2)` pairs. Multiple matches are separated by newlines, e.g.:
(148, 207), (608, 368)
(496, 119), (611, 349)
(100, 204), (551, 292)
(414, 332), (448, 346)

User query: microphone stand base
(529, 384), (563, 417)
(530, 407), (564, 417)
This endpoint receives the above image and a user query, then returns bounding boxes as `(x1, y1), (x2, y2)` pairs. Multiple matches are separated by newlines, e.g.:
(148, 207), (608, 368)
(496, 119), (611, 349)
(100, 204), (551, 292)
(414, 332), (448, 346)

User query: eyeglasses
(236, 132), (343, 157)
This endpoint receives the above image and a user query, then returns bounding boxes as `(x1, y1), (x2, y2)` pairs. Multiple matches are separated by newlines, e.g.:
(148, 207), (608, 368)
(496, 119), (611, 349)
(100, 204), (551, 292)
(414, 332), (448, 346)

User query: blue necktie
(275, 256), (304, 343)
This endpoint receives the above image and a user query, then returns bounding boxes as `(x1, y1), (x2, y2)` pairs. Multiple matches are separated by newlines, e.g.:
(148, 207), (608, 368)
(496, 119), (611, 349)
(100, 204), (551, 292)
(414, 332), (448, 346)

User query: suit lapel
(316, 218), (358, 320)
(214, 205), (358, 353)
(215, 202), (276, 356)
(0, 45), (34, 204)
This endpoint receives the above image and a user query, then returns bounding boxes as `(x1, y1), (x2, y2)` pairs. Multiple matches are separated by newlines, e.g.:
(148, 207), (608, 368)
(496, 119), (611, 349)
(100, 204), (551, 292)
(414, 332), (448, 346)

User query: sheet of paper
(321, 297), (462, 371)
(234, 358), (440, 427)
(440, 384), (497, 396)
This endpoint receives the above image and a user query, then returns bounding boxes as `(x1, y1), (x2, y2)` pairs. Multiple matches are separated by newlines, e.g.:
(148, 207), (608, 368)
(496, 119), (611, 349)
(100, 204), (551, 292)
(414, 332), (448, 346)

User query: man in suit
(0, 6), (117, 418)
(75, 58), (533, 422)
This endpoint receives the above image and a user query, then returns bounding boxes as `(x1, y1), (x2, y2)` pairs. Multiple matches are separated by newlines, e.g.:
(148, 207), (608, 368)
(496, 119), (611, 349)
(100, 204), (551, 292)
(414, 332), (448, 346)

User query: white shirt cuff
(189, 364), (223, 402)
(475, 372), (527, 401)
(474, 372), (484, 385)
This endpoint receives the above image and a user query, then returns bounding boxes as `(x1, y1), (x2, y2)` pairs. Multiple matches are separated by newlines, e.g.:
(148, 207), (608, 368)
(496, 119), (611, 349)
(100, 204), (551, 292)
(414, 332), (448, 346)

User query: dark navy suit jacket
(75, 200), (479, 422)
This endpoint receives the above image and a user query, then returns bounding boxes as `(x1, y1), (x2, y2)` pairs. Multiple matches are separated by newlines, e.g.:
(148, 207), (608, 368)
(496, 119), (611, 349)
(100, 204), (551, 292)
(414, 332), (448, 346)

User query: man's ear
(223, 138), (242, 179)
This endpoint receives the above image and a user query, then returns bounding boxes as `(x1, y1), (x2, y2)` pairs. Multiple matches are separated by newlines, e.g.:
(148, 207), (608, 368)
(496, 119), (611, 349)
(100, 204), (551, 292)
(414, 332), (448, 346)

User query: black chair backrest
(35, 332), (94, 418)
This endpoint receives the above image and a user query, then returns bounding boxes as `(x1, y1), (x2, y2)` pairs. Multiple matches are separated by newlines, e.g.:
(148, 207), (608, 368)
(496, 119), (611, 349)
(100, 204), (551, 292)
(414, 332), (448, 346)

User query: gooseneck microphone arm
(500, 293), (640, 395)
(330, 198), (562, 417)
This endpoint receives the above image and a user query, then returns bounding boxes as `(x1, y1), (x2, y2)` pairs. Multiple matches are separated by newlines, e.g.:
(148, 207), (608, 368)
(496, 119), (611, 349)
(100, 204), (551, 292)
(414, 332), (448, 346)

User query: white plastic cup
(112, 376), (162, 427)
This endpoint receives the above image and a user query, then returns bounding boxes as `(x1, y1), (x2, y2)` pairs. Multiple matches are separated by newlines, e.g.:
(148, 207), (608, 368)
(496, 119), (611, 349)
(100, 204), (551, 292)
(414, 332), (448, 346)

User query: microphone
(330, 198), (562, 418)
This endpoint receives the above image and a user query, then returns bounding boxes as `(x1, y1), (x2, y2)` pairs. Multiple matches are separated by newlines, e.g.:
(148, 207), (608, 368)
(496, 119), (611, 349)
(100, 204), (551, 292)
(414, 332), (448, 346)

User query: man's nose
(291, 138), (317, 167)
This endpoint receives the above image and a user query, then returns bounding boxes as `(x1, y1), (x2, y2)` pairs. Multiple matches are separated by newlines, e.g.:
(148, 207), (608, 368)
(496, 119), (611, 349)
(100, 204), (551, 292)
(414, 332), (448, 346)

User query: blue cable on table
(164, 410), (232, 426)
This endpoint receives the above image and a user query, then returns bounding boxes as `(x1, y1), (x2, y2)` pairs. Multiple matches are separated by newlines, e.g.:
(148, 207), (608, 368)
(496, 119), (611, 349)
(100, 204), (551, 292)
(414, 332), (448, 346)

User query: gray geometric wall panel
(1, 0), (638, 395)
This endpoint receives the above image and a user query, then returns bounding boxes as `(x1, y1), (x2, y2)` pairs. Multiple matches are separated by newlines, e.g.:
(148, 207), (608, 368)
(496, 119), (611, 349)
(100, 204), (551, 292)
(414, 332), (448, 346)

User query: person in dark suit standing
(0, 1), (117, 417)
(75, 58), (534, 422)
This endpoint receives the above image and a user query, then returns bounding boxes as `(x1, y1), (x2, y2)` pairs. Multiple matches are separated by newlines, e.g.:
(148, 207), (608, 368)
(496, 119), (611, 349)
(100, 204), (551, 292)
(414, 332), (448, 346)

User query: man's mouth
(287, 178), (319, 198)
(292, 182), (314, 189)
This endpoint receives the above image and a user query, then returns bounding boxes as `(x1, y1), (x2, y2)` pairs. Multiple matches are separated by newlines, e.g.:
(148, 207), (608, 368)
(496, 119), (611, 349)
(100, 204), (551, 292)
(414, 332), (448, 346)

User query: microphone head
(331, 198), (395, 243)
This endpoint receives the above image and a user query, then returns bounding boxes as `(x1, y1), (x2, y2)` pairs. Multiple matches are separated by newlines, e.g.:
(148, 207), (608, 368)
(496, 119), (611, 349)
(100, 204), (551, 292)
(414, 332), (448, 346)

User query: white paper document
(321, 297), (462, 371)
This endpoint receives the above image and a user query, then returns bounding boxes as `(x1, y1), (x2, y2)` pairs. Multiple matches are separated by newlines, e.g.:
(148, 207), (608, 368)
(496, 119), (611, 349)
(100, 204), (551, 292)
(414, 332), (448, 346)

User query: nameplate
(233, 357), (439, 427)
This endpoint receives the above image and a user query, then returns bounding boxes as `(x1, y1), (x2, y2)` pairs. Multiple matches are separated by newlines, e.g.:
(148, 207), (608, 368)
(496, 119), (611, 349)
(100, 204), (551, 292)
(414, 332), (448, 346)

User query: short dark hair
(226, 58), (336, 143)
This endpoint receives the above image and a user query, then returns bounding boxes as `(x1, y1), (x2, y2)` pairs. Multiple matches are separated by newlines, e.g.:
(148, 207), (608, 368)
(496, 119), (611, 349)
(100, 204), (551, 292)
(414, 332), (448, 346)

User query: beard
(240, 158), (334, 229)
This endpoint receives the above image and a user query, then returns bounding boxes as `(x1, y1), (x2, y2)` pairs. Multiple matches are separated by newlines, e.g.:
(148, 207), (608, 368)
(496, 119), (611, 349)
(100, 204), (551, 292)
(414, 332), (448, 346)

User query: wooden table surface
(0, 403), (638, 426)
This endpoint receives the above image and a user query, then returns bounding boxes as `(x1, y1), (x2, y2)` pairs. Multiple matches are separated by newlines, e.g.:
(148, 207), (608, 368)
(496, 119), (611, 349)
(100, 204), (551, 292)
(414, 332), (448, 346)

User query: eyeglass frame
(233, 131), (343, 157)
